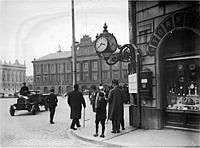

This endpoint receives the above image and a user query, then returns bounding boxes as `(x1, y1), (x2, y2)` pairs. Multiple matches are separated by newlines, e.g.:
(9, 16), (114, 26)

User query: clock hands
(97, 43), (106, 49)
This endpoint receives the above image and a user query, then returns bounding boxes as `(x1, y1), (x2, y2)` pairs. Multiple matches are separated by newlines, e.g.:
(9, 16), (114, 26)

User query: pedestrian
(47, 88), (58, 124)
(68, 84), (86, 130)
(19, 82), (30, 96)
(93, 85), (107, 138)
(89, 85), (97, 112)
(107, 79), (123, 133)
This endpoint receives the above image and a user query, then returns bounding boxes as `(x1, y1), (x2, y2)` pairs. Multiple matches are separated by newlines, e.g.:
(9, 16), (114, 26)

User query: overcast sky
(0, 0), (129, 75)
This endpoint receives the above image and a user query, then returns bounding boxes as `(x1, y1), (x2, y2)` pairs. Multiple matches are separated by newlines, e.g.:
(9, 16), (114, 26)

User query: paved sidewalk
(68, 104), (200, 147)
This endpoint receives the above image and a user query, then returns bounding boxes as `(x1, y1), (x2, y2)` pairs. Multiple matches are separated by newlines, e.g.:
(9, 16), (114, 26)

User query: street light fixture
(95, 23), (142, 128)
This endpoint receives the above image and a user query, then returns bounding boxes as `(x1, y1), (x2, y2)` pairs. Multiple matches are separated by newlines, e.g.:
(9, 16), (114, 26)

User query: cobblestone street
(0, 96), (98, 147)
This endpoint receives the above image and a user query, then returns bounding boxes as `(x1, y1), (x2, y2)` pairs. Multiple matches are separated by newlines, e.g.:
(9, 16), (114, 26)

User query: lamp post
(95, 23), (142, 128)
(71, 0), (77, 86)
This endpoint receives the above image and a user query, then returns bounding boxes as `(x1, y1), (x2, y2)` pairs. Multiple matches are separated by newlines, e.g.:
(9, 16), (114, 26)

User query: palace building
(128, 1), (200, 130)
(32, 35), (128, 94)
(0, 60), (26, 96)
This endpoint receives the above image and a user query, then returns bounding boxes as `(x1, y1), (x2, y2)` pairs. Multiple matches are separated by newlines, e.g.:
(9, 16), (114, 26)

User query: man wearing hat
(19, 82), (30, 96)
(68, 84), (86, 130)
(47, 88), (58, 124)
(107, 79), (123, 133)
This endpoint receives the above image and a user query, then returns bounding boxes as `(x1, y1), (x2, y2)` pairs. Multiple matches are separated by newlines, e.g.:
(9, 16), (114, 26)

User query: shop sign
(148, 11), (200, 55)
(128, 73), (137, 93)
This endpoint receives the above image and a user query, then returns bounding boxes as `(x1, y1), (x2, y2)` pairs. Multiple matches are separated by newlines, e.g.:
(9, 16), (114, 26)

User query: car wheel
(9, 106), (15, 116)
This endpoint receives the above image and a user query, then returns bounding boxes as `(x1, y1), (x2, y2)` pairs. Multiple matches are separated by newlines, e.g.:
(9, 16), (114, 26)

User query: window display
(166, 59), (200, 111)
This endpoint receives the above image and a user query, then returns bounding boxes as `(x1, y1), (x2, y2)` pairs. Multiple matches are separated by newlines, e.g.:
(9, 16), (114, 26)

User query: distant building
(26, 75), (34, 90)
(32, 35), (128, 94)
(0, 60), (26, 96)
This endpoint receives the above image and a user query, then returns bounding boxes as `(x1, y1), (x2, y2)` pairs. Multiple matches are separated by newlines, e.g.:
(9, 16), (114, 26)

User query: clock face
(108, 35), (117, 52)
(95, 37), (108, 53)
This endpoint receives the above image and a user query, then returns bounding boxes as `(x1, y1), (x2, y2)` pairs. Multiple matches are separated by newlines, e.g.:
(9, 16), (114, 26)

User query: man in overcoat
(47, 88), (58, 124)
(20, 82), (30, 96)
(68, 84), (86, 130)
(108, 79), (123, 133)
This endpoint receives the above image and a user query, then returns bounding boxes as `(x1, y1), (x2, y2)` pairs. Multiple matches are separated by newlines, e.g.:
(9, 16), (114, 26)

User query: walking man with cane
(68, 84), (86, 130)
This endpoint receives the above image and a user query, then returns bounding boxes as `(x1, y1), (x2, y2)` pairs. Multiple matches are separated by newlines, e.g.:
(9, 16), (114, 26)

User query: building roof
(34, 51), (71, 61)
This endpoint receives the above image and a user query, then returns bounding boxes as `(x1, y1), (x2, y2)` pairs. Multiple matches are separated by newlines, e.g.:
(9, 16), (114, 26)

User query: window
(7, 71), (10, 81)
(50, 64), (55, 73)
(2, 71), (6, 81)
(112, 71), (120, 80)
(92, 61), (98, 71)
(43, 64), (48, 73)
(77, 73), (80, 81)
(103, 71), (110, 80)
(36, 65), (41, 73)
(83, 62), (89, 72)
(43, 76), (48, 82)
(36, 76), (40, 83)
(76, 63), (80, 72)
(92, 72), (98, 81)
(122, 70), (128, 80)
(12, 71), (14, 82)
(83, 72), (89, 81)
(66, 62), (71, 72)
(58, 63), (64, 73)
(66, 74), (71, 82)
(166, 59), (200, 111)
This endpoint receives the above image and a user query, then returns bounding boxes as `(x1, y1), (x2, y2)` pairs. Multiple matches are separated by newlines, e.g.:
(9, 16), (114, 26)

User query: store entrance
(158, 28), (200, 129)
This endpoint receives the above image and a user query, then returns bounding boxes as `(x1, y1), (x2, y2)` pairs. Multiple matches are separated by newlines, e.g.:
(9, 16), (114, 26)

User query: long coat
(68, 90), (86, 119)
(47, 94), (58, 108)
(107, 86), (123, 120)
(95, 91), (107, 120)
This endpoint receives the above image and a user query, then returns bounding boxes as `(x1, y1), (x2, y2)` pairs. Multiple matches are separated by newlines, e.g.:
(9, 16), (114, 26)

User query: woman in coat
(68, 84), (86, 130)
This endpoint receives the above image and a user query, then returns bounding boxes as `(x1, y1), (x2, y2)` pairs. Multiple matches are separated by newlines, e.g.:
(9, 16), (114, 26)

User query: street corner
(66, 125), (137, 147)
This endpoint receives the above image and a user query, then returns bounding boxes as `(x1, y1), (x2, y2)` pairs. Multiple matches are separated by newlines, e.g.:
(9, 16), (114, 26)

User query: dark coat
(107, 86), (123, 120)
(47, 94), (58, 108)
(20, 86), (29, 96)
(68, 90), (86, 119)
(95, 96), (107, 121)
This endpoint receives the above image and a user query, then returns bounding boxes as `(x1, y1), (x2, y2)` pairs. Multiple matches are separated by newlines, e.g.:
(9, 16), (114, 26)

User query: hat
(50, 88), (54, 92)
(99, 86), (103, 90)
(112, 79), (119, 85)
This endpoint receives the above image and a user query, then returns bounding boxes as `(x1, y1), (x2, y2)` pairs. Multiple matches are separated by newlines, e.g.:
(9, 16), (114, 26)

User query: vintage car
(9, 90), (49, 116)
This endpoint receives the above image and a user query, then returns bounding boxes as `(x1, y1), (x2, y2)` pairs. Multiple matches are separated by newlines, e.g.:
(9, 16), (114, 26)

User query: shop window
(166, 60), (200, 111)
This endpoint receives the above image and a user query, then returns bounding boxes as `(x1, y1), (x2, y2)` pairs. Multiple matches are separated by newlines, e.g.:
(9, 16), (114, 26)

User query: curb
(67, 128), (137, 147)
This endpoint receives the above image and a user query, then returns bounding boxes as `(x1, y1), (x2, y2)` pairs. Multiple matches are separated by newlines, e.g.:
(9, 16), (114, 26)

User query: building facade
(0, 60), (26, 96)
(129, 1), (200, 130)
(32, 35), (129, 94)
